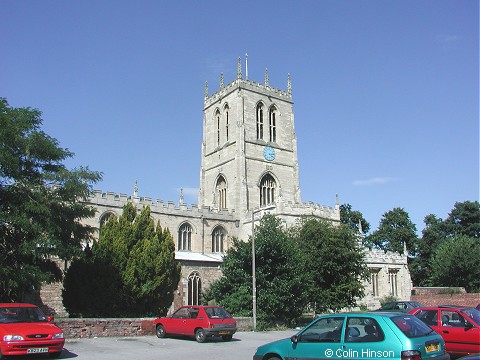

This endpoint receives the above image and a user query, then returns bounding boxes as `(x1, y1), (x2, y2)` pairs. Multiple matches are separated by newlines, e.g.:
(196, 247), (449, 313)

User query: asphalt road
(14, 330), (298, 360)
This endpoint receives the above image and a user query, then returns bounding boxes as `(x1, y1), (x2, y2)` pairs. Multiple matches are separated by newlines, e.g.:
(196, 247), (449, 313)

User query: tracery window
(215, 109), (221, 146)
(260, 173), (276, 206)
(188, 271), (201, 306)
(269, 106), (277, 142)
(215, 176), (227, 209)
(388, 269), (399, 297)
(212, 226), (225, 253)
(256, 103), (264, 140)
(370, 268), (381, 297)
(224, 105), (229, 142)
(178, 223), (192, 251)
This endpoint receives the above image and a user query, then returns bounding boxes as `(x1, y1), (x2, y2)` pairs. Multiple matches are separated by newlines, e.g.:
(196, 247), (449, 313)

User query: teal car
(253, 312), (450, 360)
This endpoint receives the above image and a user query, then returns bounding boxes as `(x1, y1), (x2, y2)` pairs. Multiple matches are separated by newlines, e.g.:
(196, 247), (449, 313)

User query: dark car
(253, 312), (450, 360)
(409, 306), (480, 356)
(377, 301), (424, 312)
(153, 305), (237, 343)
(0, 303), (64, 359)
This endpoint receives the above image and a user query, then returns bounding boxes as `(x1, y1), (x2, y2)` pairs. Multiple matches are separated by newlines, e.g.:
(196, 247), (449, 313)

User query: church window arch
(178, 222), (193, 251)
(99, 211), (115, 229)
(215, 175), (227, 209)
(215, 109), (221, 146)
(224, 104), (230, 142)
(187, 271), (202, 305)
(256, 103), (264, 140)
(212, 225), (225, 253)
(269, 105), (277, 143)
(260, 173), (276, 206)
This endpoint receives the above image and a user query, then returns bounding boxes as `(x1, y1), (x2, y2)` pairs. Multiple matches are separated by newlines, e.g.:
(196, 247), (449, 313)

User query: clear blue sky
(1, 0), (478, 234)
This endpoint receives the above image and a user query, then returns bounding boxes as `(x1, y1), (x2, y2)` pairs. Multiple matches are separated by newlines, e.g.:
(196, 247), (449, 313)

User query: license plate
(425, 343), (440, 353)
(218, 331), (231, 335)
(27, 348), (49, 354)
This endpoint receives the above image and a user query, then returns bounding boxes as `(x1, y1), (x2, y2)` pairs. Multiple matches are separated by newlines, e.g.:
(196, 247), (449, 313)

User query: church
(76, 58), (411, 313)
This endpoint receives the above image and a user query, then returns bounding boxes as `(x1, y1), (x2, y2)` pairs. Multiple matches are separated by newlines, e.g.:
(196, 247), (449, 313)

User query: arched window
(215, 176), (227, 209)
(99, 212), (115, 228)
(269, 106), (277, 142)
(215, 109), (221, 146)
(260, 173), (276, 206)
(212, 226), (225, 253)
(188, 271), (201, 305)
(224, 105), (229, 142)
(256, 103), (264, 140)
(178, 223), (192, 251)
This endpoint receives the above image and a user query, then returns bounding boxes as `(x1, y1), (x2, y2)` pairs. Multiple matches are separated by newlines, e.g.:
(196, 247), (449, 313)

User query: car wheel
(49, 351), (62, 358)
(222, 334), (233, 341)
(156, 325), (166, 338)
(195, 328), (207, 343)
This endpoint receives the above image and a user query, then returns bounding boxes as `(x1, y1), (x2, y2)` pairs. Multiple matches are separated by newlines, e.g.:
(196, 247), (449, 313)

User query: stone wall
(55, 317), (253, 339)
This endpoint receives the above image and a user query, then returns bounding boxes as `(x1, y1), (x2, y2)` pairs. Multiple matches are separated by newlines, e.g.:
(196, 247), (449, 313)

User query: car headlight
(52, 333), (64, 339)
(4, 335), (24, 341)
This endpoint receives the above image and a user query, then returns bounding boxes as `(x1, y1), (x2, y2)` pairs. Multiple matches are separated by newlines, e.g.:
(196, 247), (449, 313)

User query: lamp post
(251, 205), (275, 331)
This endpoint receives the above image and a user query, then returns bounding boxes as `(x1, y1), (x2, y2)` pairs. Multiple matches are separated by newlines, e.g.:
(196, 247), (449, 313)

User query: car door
(288, 316), (345, 359)
(342, 316), (395, 360)
(168, 307), (190, 335)
(439, 310), (479, 354)
(183, 307), (200, 336)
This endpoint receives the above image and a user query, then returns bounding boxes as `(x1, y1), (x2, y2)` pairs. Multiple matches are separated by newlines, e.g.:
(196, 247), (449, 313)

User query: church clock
(263, 146), (275, 161)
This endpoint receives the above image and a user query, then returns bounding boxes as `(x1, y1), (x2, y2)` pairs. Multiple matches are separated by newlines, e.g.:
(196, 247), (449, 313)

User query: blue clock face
(263, 146), (275, 161)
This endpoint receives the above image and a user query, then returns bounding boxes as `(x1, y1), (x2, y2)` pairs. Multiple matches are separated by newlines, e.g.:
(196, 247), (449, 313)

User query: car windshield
(0, 306), (47, 324)
(391, 315), (434, 338)
(462, 308), (480, 325)
(204, 307), (232, 319)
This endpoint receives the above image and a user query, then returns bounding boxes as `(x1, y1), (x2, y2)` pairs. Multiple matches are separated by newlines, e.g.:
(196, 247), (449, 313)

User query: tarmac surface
(13, 330), (298, 360)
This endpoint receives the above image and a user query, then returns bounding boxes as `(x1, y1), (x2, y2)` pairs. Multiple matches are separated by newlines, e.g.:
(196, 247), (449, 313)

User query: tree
(410, 201), (480, 287)
(365, 208), (417, 254)
(295, 218), (369, 313)
(204, 215), (309, 328)
(63, 204), (181, 317)
(429, 235), (480, 292)
(0, 98), (101, 302)
(340, 203), (370, 235)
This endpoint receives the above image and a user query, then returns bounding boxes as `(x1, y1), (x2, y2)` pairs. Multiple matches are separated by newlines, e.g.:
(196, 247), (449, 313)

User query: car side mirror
(465, 322), (473, 329)
(47, 316), (54, 322)
(291, 335), (299, 344)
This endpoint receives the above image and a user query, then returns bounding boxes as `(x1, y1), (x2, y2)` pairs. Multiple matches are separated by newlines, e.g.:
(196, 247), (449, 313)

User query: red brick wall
(411, 293), (480, 307)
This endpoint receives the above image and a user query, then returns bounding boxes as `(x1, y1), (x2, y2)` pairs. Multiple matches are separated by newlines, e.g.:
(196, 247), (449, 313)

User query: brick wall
(54, 317), (253, 339)
(411, 293), (480, 307)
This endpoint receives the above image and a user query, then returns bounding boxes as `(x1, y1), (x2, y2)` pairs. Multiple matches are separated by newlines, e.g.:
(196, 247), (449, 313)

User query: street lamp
(251, 205), (275, 331)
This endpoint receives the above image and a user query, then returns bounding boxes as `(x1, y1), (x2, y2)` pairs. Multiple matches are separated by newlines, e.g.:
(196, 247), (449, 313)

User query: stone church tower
(200, 58), (339, 239)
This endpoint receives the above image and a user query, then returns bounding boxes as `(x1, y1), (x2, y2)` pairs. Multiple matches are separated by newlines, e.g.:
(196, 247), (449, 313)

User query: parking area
(12, 330), (297, 360)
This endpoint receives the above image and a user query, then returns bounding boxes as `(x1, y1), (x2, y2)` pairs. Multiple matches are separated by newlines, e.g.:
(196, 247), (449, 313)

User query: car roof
(414, 306), (472, 311)
(318, 311), (411, 319)
(0, 303), (37, 308)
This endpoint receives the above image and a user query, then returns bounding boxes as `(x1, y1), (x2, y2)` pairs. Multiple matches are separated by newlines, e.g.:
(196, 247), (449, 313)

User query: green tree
(410, 201), (480, 287)
(0, 98), (101, 301)
(365, 208), (417, 254)
(204, 215), (309, 328)
(63, 204), (181, 317)
(295, 218), (369, 313)
(429, 235), (480, 292)
(340, 203), (370, 235)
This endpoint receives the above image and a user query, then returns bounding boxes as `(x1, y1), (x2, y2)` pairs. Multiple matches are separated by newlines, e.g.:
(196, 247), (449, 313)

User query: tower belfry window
(256, 103), (264, 140)
(216, 110), (221, 146)
(269, 107), (277, 142)
(260, 173), (276, 206)
(215, 176), (227, 209)
(225, 106), (229, 141)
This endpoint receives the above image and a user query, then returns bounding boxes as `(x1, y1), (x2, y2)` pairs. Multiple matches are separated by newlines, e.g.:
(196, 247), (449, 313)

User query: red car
(153, 305), (237, 343)
(409, 305), (480, 356)
(0, 303), (64, 359)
